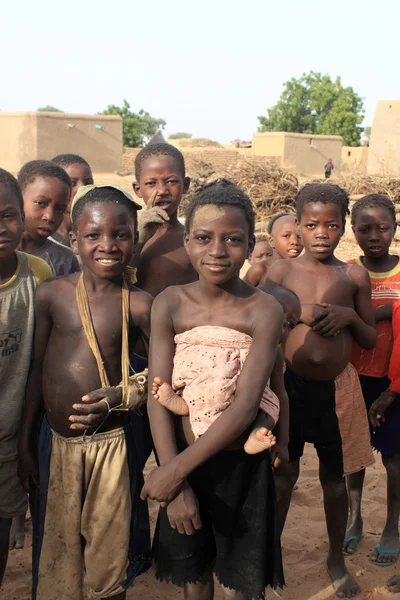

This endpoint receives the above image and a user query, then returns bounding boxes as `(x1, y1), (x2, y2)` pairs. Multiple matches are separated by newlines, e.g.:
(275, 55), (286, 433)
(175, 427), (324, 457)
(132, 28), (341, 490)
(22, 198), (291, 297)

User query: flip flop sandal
(368, 544), (400, 567)
(343, 535), (363, 556)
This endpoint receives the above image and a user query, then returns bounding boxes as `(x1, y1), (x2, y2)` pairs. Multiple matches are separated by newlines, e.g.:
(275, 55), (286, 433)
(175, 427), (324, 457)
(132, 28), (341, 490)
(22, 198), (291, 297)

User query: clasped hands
(303, 302), (352, 337)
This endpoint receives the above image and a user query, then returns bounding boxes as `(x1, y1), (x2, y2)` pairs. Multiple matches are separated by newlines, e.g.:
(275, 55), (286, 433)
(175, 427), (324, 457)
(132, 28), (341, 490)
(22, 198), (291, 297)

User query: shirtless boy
(18, 185), (152, 600)
(141, 179), (284, 599)
(267, 183), (376, 599)
(245, 213), (303, 286)
(51, 153), (94, 247)
(132, 142), (197, 298)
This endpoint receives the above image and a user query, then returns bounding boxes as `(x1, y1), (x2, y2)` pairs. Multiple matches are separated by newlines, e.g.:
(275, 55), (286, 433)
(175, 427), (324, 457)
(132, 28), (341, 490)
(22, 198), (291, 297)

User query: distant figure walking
(325, 158), (334, 179)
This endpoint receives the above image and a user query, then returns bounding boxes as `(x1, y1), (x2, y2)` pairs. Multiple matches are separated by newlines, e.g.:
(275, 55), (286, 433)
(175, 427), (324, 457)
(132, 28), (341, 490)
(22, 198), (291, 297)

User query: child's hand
(18, 451), (39, 493)
(369, 389), (396, 428)
(271, 442), (289, 469)
(312, 303), (351, 337)
(140, 462), (184, 505)
(165, 481), (202, 535)
(68, 386), (123, 431)
(138, 191), (169, 245)
(301, 304), (328, 327)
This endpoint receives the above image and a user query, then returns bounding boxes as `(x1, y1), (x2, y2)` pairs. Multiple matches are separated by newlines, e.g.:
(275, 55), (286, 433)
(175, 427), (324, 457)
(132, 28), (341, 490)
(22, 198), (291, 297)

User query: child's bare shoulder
(266, 257), (295, 282)
(129, 284), (153, 317)
(344, 262), (371, 287)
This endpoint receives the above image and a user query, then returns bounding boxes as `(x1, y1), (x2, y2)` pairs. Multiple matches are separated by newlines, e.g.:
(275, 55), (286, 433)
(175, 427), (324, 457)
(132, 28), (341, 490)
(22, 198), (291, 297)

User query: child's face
(0, 184), (23, 260)
(184, 205), (253, 285)
(352, 206), (396, 259)
(299, 202), (344, 260)
(23, 176), (71, 239)
(133, 155), (190, 217)
(71, 202), (136, 280)
(250, 240), (273, 264)
(61, 163), (94, 234)
(270, 216), (303, 259)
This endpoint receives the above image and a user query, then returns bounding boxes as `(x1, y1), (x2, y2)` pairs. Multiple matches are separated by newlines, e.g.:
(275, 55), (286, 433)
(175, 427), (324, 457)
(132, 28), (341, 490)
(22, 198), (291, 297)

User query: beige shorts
(35, 423), (150, 599)
(0, 458), (28, 519)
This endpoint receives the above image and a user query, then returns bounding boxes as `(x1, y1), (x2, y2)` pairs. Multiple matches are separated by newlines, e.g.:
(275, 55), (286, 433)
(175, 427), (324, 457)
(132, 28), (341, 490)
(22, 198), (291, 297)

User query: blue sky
(2, 0), (398, 143)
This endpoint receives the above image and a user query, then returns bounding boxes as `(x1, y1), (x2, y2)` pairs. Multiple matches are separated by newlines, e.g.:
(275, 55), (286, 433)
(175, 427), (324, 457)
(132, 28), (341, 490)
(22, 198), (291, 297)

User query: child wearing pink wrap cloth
(171, 325), (280, 439)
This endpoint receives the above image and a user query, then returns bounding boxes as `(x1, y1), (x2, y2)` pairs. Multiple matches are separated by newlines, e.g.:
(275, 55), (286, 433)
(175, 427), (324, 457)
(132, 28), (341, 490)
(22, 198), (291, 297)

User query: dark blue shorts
(360, 375), (400, 455)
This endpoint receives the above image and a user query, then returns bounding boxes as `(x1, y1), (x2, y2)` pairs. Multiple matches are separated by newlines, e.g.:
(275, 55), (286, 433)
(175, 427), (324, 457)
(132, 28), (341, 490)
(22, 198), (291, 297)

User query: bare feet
(327, 553), (360, 598)
(152, 377), (189, 416)
(369, 529), (399, 566)
(387, 575), (400, 594)
(8, 514), (25, 550)
(244, 427), (276, 455)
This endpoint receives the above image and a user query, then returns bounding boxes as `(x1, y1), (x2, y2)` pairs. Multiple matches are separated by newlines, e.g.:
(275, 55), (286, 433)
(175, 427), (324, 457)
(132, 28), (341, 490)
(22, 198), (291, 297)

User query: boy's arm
(243, 262), (265, 286)
(147, 291), (180, 465)
(375, 303), (393, 322)
(18, 282), (53, 492)
(141, 294), (284, 504)
(313, 267), (376, 349)
(269, 349), (289, 468)
(145, 290), (203, 534)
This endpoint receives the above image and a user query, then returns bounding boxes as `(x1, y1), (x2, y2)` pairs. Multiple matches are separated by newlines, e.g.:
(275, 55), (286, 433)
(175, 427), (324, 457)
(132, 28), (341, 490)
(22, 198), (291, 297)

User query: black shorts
(285, 366), (344, 475)
(152, 448), (284, 599)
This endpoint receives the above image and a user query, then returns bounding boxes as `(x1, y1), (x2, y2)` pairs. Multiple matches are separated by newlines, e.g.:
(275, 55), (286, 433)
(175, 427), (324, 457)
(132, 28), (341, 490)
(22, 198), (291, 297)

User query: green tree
(168, 132), (192, 139)
(37, 105), (63, 112)
(258, 72), (364, 146)
(100, 100), (166, 147)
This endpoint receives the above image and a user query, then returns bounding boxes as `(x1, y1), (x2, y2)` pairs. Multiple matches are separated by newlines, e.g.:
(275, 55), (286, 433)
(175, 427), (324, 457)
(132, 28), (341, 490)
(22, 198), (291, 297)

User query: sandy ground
(3, 194), (400, 599)
(3, 448), (399, 600)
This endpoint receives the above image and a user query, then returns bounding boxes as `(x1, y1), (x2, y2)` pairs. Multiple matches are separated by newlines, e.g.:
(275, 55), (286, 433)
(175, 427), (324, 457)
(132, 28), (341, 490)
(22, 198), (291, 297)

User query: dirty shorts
(32, 418), (151, 600)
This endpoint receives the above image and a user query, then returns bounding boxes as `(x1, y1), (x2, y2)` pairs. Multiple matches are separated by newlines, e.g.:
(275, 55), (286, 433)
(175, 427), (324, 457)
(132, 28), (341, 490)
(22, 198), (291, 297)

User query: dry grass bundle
(180, 155), (299, 221)
(336, 173), (400, 202)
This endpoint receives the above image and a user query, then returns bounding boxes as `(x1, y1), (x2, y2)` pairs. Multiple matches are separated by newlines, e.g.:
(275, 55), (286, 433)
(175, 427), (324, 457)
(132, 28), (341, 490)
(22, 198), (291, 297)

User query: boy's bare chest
(52, 293), (127, 349)
(285, 267), (356, 304)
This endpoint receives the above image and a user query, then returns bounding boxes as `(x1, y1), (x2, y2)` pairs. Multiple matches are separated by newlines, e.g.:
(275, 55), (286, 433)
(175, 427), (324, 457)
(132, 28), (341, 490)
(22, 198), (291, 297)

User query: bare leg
(152, 377), (189, 416)
(221, 585), (251, 599)
(0, 518), (12, 585)
(273, 460), (300, 539)
(244, 412), (276, 455)
(387, 575), (400, 593)
(184, 578), (214, 600)
(369, 453), (400, 565)
(319, 462), (360, 598)
(8, 513), (25, 550)
(343, 469), (365, 555)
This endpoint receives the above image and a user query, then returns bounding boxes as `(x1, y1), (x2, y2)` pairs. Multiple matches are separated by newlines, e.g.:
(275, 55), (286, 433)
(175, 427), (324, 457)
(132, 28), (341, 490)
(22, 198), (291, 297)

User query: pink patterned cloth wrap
(172, 326), (280, 439)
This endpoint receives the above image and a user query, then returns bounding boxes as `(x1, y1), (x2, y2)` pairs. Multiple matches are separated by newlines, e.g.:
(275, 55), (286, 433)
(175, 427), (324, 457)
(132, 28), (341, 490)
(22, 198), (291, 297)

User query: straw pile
(336, 173), (400, 202)
(181, 154), (299, 221)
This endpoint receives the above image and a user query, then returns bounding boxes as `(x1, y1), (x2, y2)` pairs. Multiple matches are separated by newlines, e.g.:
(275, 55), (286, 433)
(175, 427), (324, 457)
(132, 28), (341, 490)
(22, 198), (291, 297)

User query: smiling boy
(18, 185), (152, 600)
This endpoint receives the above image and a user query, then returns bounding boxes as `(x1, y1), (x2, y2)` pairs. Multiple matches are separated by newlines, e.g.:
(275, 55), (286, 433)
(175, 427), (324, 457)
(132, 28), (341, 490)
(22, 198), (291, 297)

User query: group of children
(0, 141), (399, 600)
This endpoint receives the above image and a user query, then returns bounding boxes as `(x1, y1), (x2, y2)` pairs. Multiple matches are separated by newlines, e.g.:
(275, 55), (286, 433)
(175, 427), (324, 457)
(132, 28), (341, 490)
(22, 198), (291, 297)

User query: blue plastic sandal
(343, 535), (363, 556)
(368, 544), (400, 567)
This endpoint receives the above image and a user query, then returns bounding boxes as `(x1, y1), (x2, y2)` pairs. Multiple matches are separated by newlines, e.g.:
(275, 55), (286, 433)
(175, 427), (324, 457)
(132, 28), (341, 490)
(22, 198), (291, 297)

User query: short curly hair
(18, 160), (72, 193)
(134, 142), (185, 180)
(296, 183), (349, 223)
(351, 194), (396, 227)
(184, 178), (255, 239)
